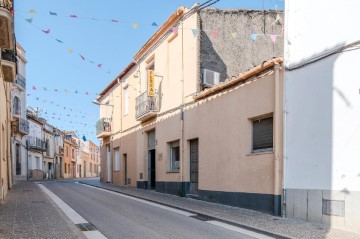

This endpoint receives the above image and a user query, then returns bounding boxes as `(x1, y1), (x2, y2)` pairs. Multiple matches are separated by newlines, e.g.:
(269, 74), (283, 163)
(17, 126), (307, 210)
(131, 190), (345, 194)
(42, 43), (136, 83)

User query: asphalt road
(43, 181), (262, 239)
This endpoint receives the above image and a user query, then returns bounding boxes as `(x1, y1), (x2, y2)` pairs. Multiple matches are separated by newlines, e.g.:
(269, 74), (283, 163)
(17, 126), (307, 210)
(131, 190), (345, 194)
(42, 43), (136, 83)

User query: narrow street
(42, 181), (270, 239)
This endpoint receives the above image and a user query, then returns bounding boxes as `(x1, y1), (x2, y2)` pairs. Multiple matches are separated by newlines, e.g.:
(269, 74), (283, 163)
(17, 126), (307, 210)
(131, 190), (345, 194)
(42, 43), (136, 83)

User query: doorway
(107, 145), (111, 182)
(148, 130), (156, 189)
(123, 154), (127, 185)
(189, 139), (199, 195)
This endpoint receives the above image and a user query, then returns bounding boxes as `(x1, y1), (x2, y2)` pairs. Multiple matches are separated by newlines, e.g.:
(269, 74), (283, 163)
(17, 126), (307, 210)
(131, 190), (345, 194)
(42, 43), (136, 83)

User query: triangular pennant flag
(91, 18), (98, 21)
(192, 29), (199, 37)
(69, 15), (78, 18)
(36, 97), (39, 101)
(211, 31), (219, 39)
(97, 64), (102, 68)
(132, 23), (138, 29)
(42, 29), (51, 34)
(152, 22), (158, 26)
(82, 136), (87, 142)
(50, 11), (57, 16)
(32, 86), (37, 90)
(79, 54), (85, 60)
(68, 48), (73, 54)
(29, 9), (37, 14)
(56, 39), (63, 43)
(231, 32), (238, 39)
(27, 94), (31, 96)
(64, 89), (68, 93)
(75, 90), (78, 94)
(111, 19), (119, 22)
(25, 18), (33, 23)
(89, 61), (94, 64)
(85, 92), (89, 95)
(251, 34), (257, 41)
(172, 27), (178, 35)
(54, 89), (58, 92)
(43, 87), (47, 91)
(270, 34), (277, 43)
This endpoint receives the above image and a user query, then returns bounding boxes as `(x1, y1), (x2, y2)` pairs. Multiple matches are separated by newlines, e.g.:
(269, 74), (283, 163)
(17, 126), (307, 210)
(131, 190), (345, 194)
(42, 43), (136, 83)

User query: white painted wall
(284, 0), (360, 191)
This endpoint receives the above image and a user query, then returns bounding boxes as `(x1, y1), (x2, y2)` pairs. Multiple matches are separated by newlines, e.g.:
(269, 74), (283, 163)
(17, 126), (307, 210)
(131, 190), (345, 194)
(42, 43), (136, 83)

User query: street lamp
(92, 100), (114, 107)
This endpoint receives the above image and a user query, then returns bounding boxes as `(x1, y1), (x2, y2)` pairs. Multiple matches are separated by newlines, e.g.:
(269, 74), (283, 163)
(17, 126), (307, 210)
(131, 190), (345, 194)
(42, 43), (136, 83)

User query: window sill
(247, 150), (274, 156)
(113, 170), (121, 172)
(167, 170), (179, 174)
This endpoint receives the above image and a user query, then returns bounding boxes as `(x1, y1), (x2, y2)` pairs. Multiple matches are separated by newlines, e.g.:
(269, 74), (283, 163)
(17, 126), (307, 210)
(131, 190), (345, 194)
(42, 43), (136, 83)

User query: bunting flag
(97, 64), (102, 68)
(192, 29), (199, 37)
(54, 89), (58, 92)
(43, 87), (47, 91)
(29, 9), (37, 14)
(50, 11), (57, 16)
(82, 136), (87, 142)
(69, 15), (78, 18)
(32, 86), (37, 90)
(111, 19), (119, 22)
(172, 27), (178, 35)
(211, 31), (219, 39)
(42, 29), (51, 34)
(56, 39), (63, 43)
(79, 54), (85, 61)
(271, 34), (277, 43)
(251, 34), (257, 41)
(132, 23), (138, 29)
(25, 18), (33, 23)
(67, 48), (73, 54)
(231, 32), (238, 39)
(152, 22), (158, 26)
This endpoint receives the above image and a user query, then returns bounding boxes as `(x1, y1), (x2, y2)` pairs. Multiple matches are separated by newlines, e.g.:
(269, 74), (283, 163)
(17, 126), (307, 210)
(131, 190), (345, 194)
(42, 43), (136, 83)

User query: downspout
(180, 20), (185, 196)
(274, 63), (281, 216)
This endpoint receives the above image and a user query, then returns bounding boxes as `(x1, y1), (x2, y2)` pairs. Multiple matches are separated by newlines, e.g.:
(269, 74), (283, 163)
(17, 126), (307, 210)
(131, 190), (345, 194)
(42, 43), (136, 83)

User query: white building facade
(284, 0), (360, 233)
(11, 43), (29, 182)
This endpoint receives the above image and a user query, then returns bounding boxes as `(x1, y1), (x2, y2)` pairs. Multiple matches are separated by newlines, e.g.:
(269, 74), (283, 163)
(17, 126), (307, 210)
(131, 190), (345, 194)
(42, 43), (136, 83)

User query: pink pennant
(111, 19), (119, 22)
(271, 35), (277, 43)
(172, 27), (178, 35)
(69, 15), (78, 18)
(97, 64), (102, 68)
(42, 29), (50, 34)
(211, 31), (219, 39)
(79, 54), (85, 61)
(32, 86), (37, 90)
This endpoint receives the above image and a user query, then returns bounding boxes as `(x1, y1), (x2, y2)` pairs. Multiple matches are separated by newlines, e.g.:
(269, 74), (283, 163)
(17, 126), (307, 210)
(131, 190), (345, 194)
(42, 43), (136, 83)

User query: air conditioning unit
(203, 69), (220, 87)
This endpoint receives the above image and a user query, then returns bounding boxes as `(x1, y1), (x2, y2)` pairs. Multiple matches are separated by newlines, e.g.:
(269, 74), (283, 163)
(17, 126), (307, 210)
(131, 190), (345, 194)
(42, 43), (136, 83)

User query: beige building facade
(0, 0), (15, 202)
(96, 6), (284, 214)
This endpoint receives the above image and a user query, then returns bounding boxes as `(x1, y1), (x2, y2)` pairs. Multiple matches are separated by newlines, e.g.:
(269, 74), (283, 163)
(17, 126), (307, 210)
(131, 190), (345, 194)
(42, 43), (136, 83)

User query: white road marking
(207, 221), (276, 239)
(78, 183), (197, 217)
(38, 184), (107, 239)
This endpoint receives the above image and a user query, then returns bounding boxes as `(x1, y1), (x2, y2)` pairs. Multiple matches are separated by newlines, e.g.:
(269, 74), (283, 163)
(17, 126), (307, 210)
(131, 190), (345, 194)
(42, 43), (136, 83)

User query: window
(123, 87), (129, 116)
(72, 149), (75, 159)
(16, 143), (21, 175)
(65, 146), (68, 157)
(36, 157), (40, 169)
(13, 96), (21, 115)
(114, 148), (120, 171)
(169, 141), (180, 172)
(252, 116), (273, 152)
(65, 163), (67, 173)
(90, 163), (93, 173)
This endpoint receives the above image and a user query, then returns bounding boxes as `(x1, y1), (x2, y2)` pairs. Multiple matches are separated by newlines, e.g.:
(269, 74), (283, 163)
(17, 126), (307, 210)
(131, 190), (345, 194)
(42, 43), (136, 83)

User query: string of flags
(17, 13), (112, 74)
(27, 94), (96, 118)
(30, 85), (99, 96)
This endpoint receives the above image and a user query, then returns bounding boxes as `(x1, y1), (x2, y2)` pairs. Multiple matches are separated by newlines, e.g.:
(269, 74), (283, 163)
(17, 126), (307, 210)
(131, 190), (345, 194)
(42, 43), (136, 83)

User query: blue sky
(14, 0), (284, 144)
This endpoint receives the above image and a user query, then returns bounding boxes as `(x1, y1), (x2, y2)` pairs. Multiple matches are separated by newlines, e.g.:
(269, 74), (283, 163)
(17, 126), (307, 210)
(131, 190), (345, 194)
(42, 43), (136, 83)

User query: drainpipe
(180, 20), (185, 196)
(274, 63), (281, 216)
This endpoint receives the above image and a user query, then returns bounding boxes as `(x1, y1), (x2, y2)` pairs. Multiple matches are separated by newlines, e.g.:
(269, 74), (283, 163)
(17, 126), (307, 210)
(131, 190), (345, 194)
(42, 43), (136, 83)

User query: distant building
(10, 43), (29, 182)
(63, 131), (78, 178)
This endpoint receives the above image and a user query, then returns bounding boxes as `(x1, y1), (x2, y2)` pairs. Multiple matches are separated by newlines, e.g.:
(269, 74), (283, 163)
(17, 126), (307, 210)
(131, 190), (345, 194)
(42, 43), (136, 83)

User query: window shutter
(253, 117), (273, 151)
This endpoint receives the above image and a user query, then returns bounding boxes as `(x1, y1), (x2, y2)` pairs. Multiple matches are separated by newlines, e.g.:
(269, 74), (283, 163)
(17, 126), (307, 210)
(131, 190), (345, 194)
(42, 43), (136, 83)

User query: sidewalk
(80, 179), (360, 239)
(0, 181), (86, 239)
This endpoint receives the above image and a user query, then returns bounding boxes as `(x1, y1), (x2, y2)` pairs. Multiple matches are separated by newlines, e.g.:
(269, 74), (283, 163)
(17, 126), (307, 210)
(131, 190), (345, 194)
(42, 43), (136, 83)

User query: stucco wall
(284, 0), (360, 233)
(200, 9), (283, 82)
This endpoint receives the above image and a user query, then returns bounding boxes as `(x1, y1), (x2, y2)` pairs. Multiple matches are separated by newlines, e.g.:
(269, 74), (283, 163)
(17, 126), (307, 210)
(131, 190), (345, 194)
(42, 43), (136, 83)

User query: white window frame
(123, 86), (129, 116)
(169, 141), (180, 172)
(114, 148), (120, 171)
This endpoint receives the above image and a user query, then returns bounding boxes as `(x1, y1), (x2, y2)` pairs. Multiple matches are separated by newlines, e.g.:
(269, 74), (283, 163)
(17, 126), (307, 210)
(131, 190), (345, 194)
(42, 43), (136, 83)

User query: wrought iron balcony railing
(135, 91), (159, 121)
(1, 48), (16, 63)
(11, 117), (29, 135)
(96, 118), (111, 137)
(15, 74), (26, 90)
(27, 136), (46, 151)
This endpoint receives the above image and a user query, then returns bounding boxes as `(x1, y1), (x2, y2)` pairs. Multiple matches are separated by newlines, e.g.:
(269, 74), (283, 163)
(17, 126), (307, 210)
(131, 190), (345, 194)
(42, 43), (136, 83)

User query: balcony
(96, 118), (111, 138)
(0, 0), (15, 49)
(135, 91), (159, 121)
(11, 117), (29, 135)
(15, 74), (26, 91)
(27, 137), (46, 152)
(1, 48), (16, 82)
